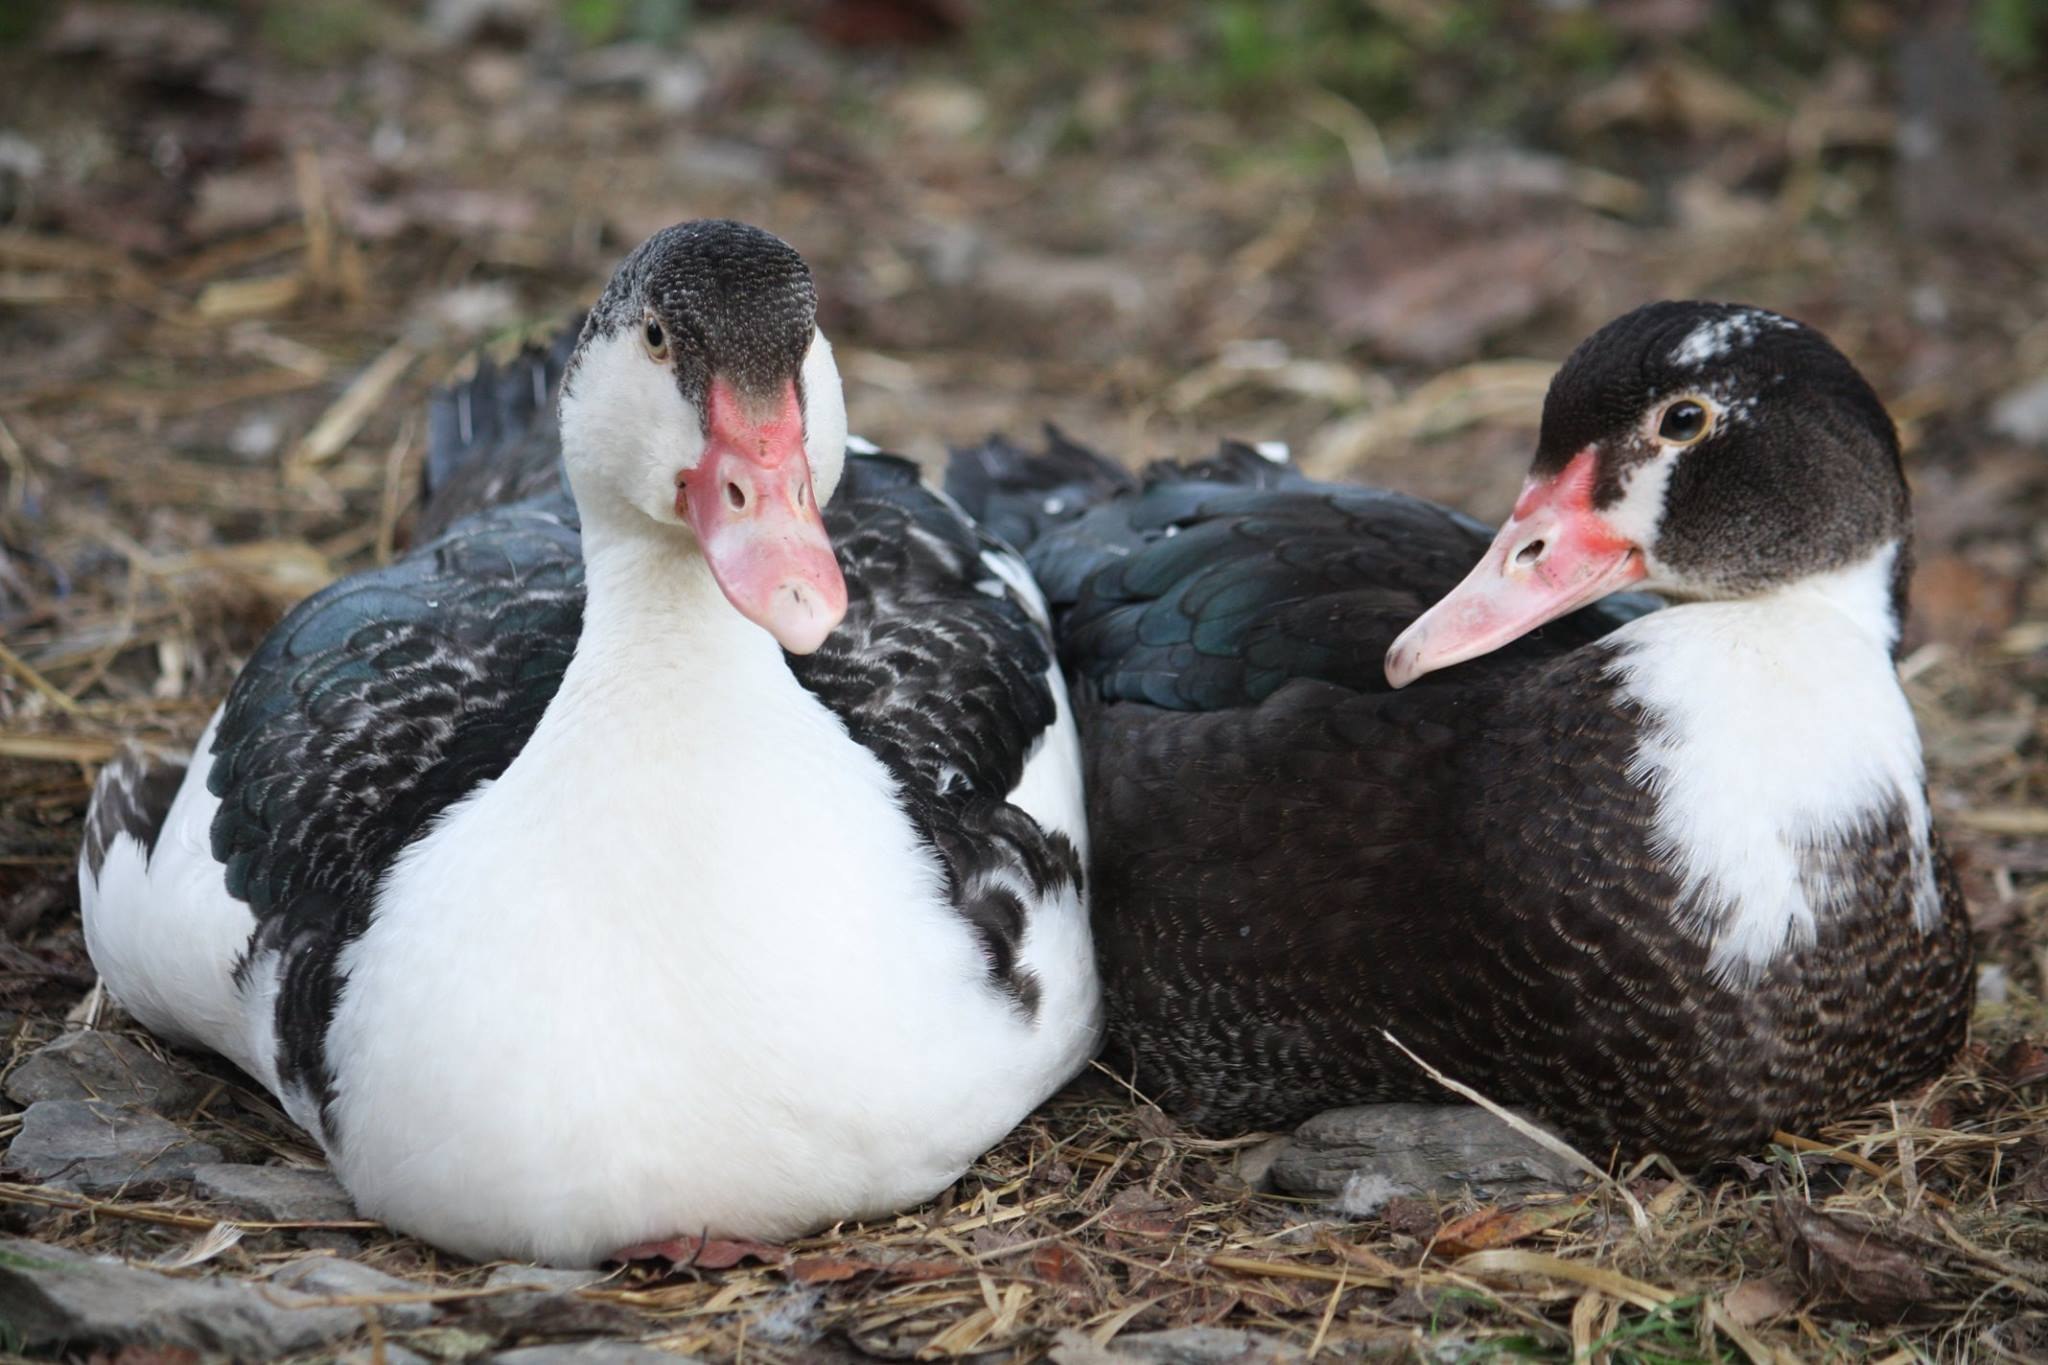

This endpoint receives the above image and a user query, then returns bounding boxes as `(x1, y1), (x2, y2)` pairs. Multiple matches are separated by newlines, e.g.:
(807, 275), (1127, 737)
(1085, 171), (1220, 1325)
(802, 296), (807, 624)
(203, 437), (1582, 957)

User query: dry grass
(1, 3), (2046, 1360)
(0, 1042), (2045, 1361)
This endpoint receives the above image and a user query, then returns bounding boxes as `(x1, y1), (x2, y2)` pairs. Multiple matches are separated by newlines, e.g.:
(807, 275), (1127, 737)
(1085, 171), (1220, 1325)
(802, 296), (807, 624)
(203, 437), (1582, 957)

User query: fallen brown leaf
(785, 1256), (865, 1284)
(1032, 1243), (1087, 1286)
(1775, 1200), (1939, 1322)
(1433, 1197), (1591, 1259)
(1721, 1277), (1798, 1328)
(1996, 1040), (2048, 1089)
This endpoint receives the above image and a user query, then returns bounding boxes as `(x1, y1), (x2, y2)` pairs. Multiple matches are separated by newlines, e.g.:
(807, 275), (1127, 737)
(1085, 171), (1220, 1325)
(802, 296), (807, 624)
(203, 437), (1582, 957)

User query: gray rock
(484, 1344), (699, 1364)
(270, 1255), (439, 1328)
(483, 1264), (612, 1293)
(2, 1100), (222, 1193)
(1266, 1104), (1583, 1214)
(194, 1162), (357, 1222)
(2, 1031), (203, 1112)
(0, 1235), (367, 1354)
(1050, 1326), (1309, 1363)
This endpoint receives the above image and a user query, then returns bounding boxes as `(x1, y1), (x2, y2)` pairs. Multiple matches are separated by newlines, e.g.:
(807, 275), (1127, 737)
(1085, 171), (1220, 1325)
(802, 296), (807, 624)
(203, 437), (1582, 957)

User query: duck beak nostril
(1385, 447), (1642, 688)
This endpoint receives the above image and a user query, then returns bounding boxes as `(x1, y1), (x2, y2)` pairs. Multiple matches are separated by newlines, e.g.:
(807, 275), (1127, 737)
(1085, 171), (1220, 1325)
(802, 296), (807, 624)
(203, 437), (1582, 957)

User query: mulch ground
(1, 2), (2045, 1360)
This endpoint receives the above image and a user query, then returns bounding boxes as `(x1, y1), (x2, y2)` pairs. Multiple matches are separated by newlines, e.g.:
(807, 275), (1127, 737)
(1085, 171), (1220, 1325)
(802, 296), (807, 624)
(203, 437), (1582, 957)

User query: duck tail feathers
(944, 425), (1134, 554)
(1145, 438), (1304, 491)
(418, 319), (582, 537)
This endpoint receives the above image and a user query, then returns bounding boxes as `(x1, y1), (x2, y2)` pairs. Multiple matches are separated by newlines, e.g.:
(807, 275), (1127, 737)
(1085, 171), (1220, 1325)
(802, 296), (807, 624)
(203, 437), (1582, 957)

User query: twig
(0, 1182), (383, 1232)
(1771, 1129), (1955, 1211)
(1206, 1255), (1394, 1289)
(0, 638), (90, 719)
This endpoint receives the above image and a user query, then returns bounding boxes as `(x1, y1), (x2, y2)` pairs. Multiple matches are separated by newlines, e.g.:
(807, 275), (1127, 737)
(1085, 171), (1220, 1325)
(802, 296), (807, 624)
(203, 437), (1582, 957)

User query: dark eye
(1657, 399), (1711, 444)
(642, 318), (668, 360)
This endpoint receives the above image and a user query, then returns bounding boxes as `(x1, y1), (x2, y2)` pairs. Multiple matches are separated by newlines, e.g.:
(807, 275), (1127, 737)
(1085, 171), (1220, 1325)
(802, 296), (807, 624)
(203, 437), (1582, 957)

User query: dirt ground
(0, 1), (2045, 1361)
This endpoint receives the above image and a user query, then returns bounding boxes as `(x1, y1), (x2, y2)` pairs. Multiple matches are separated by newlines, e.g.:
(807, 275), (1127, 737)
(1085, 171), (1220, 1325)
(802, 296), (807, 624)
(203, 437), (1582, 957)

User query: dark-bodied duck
(948, 302), (1971, 1163)
(80, 220), (1100, 1265)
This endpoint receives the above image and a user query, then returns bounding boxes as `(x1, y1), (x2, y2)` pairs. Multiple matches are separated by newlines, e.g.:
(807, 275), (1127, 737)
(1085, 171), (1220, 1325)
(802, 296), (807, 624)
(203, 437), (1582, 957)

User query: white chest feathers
(1608, 548), (1941, 982)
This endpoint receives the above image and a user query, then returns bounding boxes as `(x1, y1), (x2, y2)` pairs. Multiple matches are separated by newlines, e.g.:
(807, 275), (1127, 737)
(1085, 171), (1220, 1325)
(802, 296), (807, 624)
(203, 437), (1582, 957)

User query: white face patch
(558, 325), (849, 527)
(1608, 543), (1941, 984)
(799, 328), (848, 506)
(1668, 308), (1797, 369)
(558, 328), (705, 525)
(1598, 442), (1679, 565)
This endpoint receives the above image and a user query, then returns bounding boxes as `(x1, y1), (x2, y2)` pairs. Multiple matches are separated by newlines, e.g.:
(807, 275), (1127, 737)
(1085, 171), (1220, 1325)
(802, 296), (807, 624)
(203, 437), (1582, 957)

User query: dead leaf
(1032, 1243), (1087, 1286)
(1721, 1277), (1798, 1328)
(784, 1256), (864, 1284)
(1100, 1189), (1191, 1240)
(613, 1235), (785, 1269)
(1996, 1040), (2048, 1089)
(687, 1237), (784, 1269)
(782, 1255), (963, 1284)
(1774, 1200), (1939, 1322)
(1433, 1197), (1591, 1258)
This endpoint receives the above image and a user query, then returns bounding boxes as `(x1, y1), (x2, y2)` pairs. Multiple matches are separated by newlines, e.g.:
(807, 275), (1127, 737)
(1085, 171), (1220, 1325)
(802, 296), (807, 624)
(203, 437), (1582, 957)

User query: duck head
(558, 219), (850, 653)
(1385, 301), (1910, 687)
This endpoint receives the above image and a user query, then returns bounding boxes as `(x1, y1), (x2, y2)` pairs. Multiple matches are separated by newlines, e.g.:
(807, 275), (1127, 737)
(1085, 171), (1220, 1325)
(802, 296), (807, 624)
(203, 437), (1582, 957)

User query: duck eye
(642, 319), (668, 361)
(1657, 399), (1710, 444)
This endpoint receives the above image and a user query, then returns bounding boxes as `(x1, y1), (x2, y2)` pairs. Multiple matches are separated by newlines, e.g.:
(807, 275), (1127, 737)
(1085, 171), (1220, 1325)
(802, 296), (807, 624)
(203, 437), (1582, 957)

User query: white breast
(321, 633), (1095, 1265)
(1607, 546), (1941, 982)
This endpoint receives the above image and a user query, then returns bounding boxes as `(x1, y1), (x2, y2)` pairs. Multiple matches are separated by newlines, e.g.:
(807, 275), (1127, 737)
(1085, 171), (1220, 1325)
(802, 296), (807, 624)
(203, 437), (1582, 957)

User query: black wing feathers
(953, 430), (1647, 713)
(791, 453), (1078, 1011)
(207, 501), (584, 1118)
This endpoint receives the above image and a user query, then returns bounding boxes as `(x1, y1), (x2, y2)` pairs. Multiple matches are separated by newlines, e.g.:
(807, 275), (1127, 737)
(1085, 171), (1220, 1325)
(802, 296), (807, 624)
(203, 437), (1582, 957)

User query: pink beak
(677, 377), (848, 654)
(1384, 446), (1646, 688)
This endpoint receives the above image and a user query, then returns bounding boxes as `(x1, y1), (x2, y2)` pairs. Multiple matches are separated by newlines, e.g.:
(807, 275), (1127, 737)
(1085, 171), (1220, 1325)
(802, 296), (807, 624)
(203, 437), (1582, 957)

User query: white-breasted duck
(946, 301), (1971, 1163)
(79, 220), (1101, 1265)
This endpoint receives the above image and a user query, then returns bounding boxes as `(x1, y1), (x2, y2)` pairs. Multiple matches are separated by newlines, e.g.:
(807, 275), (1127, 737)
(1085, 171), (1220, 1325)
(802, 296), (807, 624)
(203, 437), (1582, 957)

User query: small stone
(3, 1100), (222, 1193)
(484, 1344), (701, 1364)
(0, 1236), (366, 1354)
(270, 1256), (438, 1328)
(193, 1163), (357, 1223)
(1265, 1103), (1584, 1209)
(483, 1264), (611, 1293)
(3, 1031), (203, 1112)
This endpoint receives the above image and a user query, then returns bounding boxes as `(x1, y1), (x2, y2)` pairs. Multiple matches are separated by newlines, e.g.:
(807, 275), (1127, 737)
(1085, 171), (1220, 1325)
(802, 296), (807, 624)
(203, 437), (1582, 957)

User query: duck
(77, 219), (1101, 1266)
(945, 301), (1973, 1163)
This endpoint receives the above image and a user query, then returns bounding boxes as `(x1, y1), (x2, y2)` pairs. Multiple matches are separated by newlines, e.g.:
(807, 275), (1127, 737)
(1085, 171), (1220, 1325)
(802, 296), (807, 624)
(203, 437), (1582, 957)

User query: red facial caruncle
(1384, 446), (1646, 688)
(676, 376), (847, 654)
